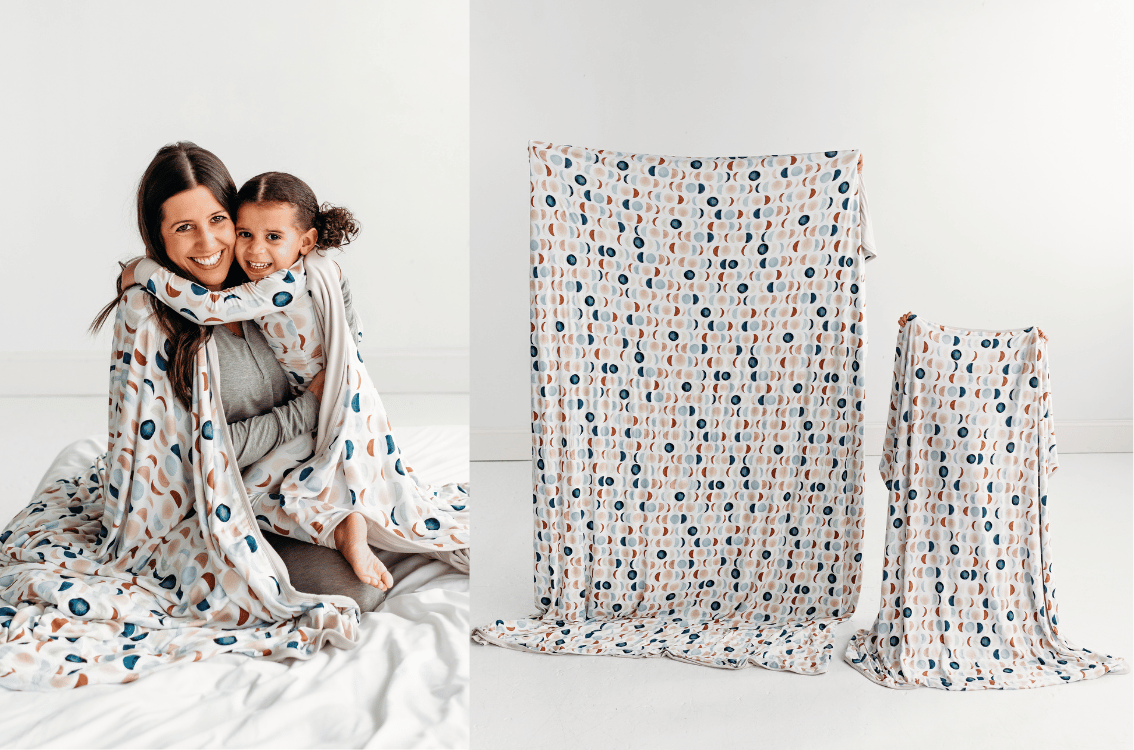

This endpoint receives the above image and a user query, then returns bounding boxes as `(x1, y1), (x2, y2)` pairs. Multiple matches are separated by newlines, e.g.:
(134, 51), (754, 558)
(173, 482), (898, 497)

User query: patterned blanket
(0, 253), (465, 689)
(474, 143), (875, 673)
(138, 253), (469, 567)
(845, 314), (1127, 689)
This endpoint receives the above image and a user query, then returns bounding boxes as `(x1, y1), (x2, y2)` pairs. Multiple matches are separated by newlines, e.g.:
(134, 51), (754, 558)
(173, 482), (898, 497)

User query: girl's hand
(120, 258), (144, 289)
(308, 369), (326, 403)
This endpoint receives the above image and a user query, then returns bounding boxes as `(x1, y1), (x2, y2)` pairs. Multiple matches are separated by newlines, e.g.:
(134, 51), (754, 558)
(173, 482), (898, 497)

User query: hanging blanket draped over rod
(474, 142), (876, 674)
(845, 314), (1126, 689)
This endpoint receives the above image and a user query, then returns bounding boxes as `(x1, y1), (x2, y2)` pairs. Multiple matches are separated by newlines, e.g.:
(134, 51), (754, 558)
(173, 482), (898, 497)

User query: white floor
(470, 455), (1133, 750)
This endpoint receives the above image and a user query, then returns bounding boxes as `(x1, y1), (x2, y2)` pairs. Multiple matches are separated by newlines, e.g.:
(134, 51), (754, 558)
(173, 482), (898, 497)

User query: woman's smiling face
(159, 185), (236, 289)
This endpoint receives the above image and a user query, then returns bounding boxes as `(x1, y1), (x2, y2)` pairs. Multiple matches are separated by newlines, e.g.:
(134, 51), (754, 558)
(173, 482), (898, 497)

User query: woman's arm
(228, 370), (326, 469)
(127, 257), (304, 325)
(228, 391), (316, 469)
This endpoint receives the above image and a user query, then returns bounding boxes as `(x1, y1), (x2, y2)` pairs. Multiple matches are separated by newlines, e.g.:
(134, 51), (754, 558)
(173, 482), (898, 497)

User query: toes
(362, 564), (391, 591)
(341, 541), (392, 590)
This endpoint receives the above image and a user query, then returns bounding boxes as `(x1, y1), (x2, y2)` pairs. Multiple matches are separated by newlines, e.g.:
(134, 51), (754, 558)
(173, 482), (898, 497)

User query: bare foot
(333, 513), (393, 591)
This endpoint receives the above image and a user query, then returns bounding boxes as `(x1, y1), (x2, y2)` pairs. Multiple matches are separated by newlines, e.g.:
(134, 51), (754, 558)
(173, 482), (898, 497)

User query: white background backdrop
(469, 7), (1130, 750)
(0, 1), (469, 400)
(470, 0), (1132, 457)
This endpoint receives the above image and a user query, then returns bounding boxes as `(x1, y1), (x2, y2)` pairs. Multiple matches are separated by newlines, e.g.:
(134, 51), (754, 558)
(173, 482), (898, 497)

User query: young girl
(125, 172), (469, 592)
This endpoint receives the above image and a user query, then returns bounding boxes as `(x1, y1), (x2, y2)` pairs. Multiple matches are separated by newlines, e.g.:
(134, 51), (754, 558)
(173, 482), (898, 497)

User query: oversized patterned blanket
(474, 143), (876, 673)
(0, 253), (467, 689)
(845, 314), (1127, 689)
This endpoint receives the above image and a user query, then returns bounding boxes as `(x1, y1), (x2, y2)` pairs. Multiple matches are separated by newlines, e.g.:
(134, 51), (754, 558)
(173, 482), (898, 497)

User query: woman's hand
(308, 369), (326, 402)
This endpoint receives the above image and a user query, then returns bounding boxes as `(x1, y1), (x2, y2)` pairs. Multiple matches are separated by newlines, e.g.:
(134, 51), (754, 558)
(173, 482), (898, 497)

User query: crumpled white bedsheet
(0, 424), (469, 749)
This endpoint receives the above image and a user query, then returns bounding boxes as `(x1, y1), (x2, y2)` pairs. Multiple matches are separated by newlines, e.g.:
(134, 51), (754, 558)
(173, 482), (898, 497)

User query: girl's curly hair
(237, 172), (360, 249)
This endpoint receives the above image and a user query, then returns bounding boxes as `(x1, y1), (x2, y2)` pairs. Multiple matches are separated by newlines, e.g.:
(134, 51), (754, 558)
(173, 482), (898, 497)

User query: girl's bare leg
(333, 512), (393, 591)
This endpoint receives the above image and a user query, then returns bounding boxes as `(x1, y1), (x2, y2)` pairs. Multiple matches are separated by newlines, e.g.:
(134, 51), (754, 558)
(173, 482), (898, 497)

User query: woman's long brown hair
(90, 142), (239, 407)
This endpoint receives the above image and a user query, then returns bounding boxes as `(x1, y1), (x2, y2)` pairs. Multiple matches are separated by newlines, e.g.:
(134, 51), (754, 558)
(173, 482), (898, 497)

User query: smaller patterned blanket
(845, 314), (1127, 689)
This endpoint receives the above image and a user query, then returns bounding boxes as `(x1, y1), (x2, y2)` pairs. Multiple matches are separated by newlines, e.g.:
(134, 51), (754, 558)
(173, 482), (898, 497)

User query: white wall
(0, 0), (468, 395)
(470, 0), (1132, 456)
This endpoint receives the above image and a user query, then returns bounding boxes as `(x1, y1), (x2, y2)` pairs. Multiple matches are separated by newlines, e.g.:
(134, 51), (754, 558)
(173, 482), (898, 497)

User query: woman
(0, 143), (364, 689)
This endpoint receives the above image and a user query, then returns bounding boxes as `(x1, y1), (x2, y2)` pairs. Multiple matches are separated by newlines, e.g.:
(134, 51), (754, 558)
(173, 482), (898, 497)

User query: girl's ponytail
(314, 203), (360, 249)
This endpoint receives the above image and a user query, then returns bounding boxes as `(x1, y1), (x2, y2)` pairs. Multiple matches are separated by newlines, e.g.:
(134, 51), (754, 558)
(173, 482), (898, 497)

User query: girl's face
(235, 202), (318, 280)
(159, 185), (236, 290)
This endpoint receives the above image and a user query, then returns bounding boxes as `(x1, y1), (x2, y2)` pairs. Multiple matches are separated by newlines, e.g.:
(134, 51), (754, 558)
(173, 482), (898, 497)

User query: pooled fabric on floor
(845, 314), (1127, 689)
(0, 283), (360, 689)
(474, 142), (876, 673)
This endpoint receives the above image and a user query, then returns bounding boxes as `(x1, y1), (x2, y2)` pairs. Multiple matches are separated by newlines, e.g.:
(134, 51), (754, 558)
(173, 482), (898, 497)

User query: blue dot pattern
(845, 314), (1127, 689)
(473, 143), (876, 674)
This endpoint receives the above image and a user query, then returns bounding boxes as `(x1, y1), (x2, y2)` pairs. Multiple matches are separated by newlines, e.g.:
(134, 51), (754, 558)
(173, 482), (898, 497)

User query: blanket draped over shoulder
(844, 315), (1126, 689)
(474, 143), (874, 674)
